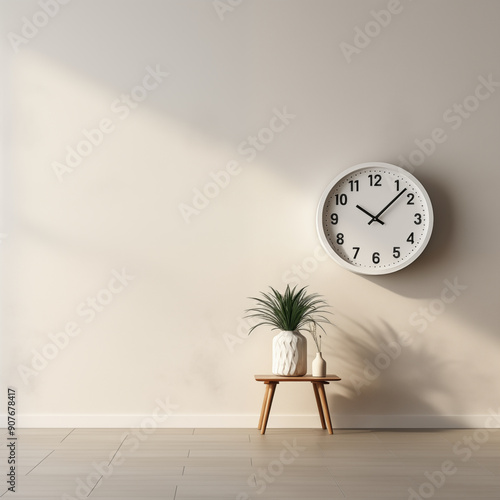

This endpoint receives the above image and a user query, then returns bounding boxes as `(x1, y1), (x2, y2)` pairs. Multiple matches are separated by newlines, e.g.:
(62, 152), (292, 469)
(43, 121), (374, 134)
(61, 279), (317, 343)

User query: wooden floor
(1, 427), (500, 499)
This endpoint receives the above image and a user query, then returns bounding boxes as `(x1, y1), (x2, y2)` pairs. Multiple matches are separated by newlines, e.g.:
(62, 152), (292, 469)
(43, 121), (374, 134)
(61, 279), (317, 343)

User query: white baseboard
(3, 414), (500, 428)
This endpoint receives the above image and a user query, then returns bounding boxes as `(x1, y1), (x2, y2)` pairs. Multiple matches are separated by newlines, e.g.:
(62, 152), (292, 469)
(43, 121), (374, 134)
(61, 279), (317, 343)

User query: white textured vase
(312, 352), (327, 377)
(272, 330), (307, 376)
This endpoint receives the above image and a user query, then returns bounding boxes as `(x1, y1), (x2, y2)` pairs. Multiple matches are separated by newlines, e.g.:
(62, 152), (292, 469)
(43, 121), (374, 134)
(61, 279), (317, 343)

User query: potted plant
(245, 285), (332, 376)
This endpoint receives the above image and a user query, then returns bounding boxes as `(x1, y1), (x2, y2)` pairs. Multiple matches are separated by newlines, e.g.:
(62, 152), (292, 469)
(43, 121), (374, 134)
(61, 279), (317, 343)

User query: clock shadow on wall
(365, 173), (454, 298)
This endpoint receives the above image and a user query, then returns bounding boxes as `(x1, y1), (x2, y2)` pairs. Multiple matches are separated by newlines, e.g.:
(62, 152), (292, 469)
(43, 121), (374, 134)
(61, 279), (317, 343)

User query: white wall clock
(317, 162), (433, 275)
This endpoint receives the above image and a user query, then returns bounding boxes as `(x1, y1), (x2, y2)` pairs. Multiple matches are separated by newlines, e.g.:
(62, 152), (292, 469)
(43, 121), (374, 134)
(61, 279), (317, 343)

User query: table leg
(312, 382), (326, 429)
(258, 383), (271, 430)
(260, 382), (277, 435)
(317, 382), (333, 434)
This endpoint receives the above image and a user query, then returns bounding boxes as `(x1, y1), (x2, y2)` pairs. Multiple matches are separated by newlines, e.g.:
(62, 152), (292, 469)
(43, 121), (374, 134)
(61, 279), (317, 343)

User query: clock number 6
(372, 252), (380, 264)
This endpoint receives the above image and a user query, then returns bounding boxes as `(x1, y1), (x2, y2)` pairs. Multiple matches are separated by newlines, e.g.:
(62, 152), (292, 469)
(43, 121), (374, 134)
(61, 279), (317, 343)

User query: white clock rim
(316, 162), (434, 275)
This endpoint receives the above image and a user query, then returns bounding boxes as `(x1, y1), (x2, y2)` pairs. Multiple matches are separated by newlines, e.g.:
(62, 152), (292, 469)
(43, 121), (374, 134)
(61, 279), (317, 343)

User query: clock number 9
(414, 213), (422, 225)
(330, 213), (338, 225)
(372, 252), (380, 264)
(336, 233), (344, 245)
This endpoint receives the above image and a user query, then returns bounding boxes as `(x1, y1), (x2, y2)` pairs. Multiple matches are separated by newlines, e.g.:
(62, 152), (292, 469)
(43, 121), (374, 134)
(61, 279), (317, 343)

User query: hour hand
(356, 205), (384, 225)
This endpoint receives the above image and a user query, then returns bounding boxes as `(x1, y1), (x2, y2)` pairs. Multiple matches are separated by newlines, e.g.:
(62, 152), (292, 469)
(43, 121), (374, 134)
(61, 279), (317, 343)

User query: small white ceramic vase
(272, 330), (307, 376)
(312, 352), (327, 377)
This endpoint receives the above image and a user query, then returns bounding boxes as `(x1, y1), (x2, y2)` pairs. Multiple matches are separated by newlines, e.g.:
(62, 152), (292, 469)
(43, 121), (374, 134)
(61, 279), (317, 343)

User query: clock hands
(356, 187), (409, 226)
(368, 188), (407, 225)
(355, 205), (384, 225)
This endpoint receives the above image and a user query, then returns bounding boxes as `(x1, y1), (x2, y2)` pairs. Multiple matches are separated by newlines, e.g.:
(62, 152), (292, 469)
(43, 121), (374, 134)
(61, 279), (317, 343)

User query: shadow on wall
(364, 173), (457, 299)
(6, 2), (498, 339)
(323, 316), (468, 427)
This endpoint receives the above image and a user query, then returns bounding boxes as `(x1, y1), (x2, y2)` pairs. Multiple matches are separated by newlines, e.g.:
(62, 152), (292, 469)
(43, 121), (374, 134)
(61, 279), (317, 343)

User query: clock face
(317, 163), (433, 275)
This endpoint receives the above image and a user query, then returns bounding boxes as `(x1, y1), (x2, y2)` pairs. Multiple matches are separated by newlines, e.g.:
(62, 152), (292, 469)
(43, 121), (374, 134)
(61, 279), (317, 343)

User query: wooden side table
(255, 374), (341, 435)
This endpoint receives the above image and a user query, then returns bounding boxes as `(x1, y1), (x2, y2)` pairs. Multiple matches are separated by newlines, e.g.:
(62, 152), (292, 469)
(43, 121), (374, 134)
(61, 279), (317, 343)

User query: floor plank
(1, 428), (498, 498)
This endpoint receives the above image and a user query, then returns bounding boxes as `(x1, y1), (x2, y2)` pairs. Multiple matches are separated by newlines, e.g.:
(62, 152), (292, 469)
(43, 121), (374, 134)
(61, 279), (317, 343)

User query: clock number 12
(368, 174), (382, 187)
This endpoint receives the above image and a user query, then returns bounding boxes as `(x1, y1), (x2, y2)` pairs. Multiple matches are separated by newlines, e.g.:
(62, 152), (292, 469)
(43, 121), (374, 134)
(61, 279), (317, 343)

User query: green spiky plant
(245, 285), (332, 336)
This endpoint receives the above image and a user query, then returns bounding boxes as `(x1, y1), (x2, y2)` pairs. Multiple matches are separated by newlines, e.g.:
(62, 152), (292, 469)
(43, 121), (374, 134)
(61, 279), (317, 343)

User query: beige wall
(1, 0), (499, 428)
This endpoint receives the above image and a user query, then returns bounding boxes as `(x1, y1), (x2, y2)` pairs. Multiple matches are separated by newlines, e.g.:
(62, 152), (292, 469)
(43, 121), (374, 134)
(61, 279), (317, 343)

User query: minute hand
(368, 188), (407, 225)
